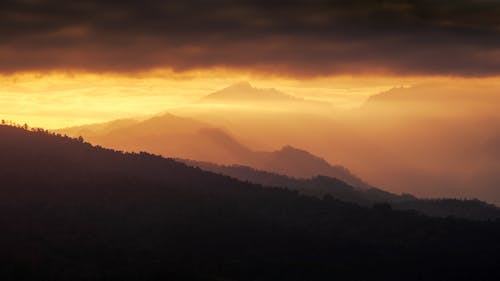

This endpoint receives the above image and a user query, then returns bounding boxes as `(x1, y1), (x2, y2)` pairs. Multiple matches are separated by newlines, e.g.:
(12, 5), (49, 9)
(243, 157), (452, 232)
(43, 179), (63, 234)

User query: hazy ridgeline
(59, 82), (500, 205)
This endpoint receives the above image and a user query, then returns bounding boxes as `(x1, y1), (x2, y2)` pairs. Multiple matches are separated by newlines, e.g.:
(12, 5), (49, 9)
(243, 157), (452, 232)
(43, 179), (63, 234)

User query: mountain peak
(277, 145), (310, 155)
(274, 145), (329, 165)
(225, 81), (253, 91)
(202, 82), (297, 103)
(200, 82), (332, 110)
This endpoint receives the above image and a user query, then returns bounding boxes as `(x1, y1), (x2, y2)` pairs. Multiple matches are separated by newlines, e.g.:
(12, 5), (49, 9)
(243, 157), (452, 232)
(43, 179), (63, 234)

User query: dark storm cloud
(0, 0), (499, 76)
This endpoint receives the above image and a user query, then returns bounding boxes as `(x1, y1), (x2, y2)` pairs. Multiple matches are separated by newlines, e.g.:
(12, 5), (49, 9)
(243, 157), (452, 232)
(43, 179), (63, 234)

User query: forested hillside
(1, 125), (500, 281)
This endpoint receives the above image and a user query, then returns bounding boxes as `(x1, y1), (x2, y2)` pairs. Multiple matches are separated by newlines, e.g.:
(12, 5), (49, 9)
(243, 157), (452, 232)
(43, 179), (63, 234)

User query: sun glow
(2, 69), (499, 129)
(0, 70), (402, 129)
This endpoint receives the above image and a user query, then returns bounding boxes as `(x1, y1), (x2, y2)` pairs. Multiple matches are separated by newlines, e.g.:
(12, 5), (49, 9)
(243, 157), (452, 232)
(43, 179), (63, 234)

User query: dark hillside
(1, 125), (500, 281)
(182, 159), (500, 220)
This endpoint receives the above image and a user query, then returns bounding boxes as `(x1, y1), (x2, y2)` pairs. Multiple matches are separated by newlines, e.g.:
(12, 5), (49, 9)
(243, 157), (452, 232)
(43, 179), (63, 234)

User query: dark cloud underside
(1, 0), (499, 76)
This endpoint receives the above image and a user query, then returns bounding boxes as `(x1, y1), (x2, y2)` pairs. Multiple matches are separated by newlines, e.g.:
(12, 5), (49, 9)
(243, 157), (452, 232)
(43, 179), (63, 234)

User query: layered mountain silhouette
(182, 159), (500, 220)
(58, 113), (500, 220)
(2, 124), (500, 280)
(57, 112), (369, 188)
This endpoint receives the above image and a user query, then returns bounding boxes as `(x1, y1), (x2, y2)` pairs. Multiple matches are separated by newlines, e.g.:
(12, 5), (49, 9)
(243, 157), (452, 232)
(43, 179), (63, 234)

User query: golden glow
(5, 69), (499, 202)
(0, 68), (442, 129)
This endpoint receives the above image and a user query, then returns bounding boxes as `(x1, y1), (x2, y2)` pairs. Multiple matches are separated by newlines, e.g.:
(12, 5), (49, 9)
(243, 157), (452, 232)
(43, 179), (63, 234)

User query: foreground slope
(2, 125), (500, 280)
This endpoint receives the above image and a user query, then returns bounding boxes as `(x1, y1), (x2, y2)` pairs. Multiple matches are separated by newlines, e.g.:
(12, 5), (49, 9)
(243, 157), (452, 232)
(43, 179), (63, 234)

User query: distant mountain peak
(275, 145), (321, 160)
(278, 145), (329, 157)
(199, 82), (332, 110)
(272, 145), (332, 168)
(225, 81), (254, 91)
(278, 145), (307, 153)
(202, 82), (292, 102)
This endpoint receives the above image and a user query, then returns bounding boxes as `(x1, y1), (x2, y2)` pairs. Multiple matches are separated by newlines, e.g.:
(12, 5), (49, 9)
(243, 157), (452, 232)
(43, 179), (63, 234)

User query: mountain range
(57, 81), (500, 205)
(57, 112), (369, 188)
(57, 111), (500, 220)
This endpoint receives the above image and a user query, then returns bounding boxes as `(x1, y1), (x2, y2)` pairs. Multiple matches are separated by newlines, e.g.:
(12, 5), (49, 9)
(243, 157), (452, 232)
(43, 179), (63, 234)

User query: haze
(2, 0), (500, 204)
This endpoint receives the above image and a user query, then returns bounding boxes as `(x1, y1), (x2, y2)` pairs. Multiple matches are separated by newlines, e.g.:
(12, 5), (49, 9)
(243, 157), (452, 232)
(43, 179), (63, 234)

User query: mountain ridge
(57, 112), (369, 188)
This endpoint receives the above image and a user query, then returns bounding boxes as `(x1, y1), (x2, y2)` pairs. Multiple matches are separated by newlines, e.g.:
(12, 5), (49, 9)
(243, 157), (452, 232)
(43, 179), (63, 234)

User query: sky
(1, 0), (500, 75)
(1, 0), (500, 127)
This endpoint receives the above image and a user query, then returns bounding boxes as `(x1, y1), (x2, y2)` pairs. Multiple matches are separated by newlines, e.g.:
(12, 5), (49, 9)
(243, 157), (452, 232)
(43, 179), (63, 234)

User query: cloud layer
(1, 0), (499, 76)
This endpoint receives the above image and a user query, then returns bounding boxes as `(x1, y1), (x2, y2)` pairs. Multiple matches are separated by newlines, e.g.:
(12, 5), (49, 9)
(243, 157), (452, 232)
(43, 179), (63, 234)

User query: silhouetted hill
(57, 118), (139, 138)
(181, 158), (408, 204)
(58, 112), (369, 188)
(2, 124), (500, 280)
(58, 113), (253, 164)
(182, 159), (500, 220)
(254, 145), (370, 188)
